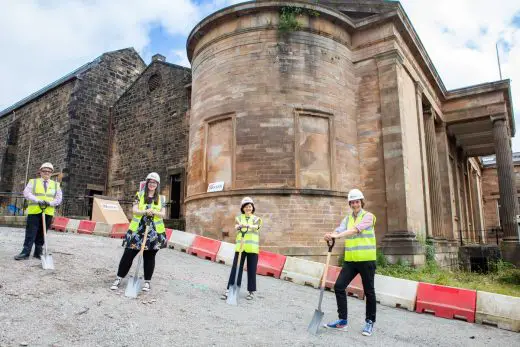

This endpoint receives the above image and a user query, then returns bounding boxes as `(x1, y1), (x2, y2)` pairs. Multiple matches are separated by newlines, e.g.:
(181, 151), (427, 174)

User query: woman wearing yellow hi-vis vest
(110, 172), (167, 292)
(323, 189), (377, 337)
(221, 197), (262, 301)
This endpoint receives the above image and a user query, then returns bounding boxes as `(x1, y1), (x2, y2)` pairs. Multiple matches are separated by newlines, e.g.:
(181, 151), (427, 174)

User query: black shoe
(34, 247), (42, 259)
(14, 253), (30, 260)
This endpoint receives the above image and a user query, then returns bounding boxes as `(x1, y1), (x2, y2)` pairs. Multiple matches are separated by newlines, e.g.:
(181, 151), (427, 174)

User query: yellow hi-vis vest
(26, 178), (59, 216)
(235, 214), (262, 254)
(128, 191), (166, 233)
(344, 210), (377, 262)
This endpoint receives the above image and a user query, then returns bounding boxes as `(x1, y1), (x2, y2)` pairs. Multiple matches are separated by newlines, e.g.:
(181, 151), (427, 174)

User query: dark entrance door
(86, 189), (103, 218)
(170, 174), (182, 219)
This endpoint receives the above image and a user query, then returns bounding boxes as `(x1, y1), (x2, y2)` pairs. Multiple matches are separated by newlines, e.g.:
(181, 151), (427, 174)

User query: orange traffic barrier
(110, 223), (129, 238)
(187, 235), (221, 262)
(51, 217), (69, 232)
(257, 250), (286, 278)
(416, 282), (477, 322)
(77, 220), (96, 235)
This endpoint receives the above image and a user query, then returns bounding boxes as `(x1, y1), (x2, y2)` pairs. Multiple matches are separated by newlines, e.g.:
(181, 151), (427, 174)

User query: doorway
(170, 174), (182, 219)
(86, 189), (103, 218)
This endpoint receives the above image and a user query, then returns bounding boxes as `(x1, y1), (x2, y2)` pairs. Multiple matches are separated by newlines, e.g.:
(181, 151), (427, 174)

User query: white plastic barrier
(167, 230), (196, 252)
(93, 222), (111, 237)
(216, 241), (236, 266)
(280, 257), (325, 289)
(65, 219), (80, 233)
(374, 274), (418, 311)
(476, 291), (520, 332)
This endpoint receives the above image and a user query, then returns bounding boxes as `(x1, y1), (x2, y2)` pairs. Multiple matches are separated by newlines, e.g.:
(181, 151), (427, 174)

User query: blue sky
(1, 0), (520, 149)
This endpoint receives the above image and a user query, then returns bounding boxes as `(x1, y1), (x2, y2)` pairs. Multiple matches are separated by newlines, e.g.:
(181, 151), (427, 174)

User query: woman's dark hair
(241, 203), (255, 214)
(144, 179), (160, 205)
(349, 199), (365, 208)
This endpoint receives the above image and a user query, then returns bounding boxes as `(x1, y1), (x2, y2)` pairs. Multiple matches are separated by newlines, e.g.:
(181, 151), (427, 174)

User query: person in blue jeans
(323, 189), (377, 337)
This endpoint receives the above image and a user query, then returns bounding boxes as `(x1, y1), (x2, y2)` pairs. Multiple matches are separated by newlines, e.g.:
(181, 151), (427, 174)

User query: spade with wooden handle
(307, 238), (335, 335)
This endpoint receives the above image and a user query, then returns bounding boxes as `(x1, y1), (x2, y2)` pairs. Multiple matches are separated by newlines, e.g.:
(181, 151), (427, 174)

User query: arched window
(148, 73), (161, 93)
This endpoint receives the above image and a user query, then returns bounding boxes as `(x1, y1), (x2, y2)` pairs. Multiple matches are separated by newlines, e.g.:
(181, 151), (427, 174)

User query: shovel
(125, 219), (151, 298)
(40, 207), (54, 270)
(307, 238), (335, 335)
(226, 228), (248, 306)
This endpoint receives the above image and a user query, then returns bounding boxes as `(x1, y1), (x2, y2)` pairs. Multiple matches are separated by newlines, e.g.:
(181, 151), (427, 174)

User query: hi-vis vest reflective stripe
(344, 210), (377, 262)
(128, 191), (166, 233)
(235, 214), (262, 254)
(27, 179), (59, 216)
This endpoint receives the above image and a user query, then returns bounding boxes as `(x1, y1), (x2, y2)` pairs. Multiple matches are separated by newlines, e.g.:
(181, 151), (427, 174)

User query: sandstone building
(1, 1), (518, 266)
(185, 0), (519, 265)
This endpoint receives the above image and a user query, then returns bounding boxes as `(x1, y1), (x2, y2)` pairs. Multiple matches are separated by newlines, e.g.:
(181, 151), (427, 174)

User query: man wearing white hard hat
(14, 162), (62, 260)
(323, 189), (377, 337)
(110, 172), (167, 292)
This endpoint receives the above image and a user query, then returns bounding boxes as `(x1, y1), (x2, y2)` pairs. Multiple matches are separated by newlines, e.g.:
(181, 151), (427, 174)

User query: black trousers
(227, 251), (258, 292)
(117, 248), (158, 281)
(334, 260), (377, 322)
(22, 213), (53, 255)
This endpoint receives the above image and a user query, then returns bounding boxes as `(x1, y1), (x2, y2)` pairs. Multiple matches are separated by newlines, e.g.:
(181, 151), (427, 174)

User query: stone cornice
(185, 188), (349, 203)
(187, 0), (356, 62)
(374, 49), (404, 67)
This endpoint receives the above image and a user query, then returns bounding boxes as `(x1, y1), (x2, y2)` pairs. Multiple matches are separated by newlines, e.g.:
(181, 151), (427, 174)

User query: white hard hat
(40, 162), (54, 171)
(241, 197), (254, 206)
(348, 189), (364, 202)
(146, 172), (160, 184)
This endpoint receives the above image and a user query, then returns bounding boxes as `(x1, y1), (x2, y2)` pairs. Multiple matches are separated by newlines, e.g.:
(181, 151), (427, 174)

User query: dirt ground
(0, 227), (518, 347)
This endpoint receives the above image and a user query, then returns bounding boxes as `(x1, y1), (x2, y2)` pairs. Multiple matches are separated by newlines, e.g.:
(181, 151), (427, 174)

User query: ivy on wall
(278, 6), (320, 33)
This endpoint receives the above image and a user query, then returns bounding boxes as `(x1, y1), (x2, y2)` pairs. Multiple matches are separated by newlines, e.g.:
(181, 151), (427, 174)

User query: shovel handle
(319, 239), (335, 290)
(138, 223), (150, 255)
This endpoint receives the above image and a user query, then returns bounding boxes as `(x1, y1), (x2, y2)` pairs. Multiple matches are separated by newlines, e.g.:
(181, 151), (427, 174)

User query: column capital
(491, 114), (507, 123)
(375, 49), (404, 68)
(424, 107), (443, 125)
(414, 81), (424, 95)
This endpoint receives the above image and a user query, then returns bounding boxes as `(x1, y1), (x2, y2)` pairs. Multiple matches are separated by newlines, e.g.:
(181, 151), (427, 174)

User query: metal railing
(0, 193), (185, 230)
(0, 192), (136, 218)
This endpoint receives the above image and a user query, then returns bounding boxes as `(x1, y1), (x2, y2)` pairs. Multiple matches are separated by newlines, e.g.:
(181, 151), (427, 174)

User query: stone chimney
(152, 54), (166, 63)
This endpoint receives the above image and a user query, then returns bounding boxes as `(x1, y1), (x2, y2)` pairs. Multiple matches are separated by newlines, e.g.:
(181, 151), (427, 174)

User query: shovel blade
(41, 254), (54, 270)
(307, 309), (324, 335)
(124, 276), (142, 298)
(226, 285), (239, 306)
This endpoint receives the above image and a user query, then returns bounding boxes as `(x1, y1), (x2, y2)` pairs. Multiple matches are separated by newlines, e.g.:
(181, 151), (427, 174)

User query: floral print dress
(124, 197), (167, 251)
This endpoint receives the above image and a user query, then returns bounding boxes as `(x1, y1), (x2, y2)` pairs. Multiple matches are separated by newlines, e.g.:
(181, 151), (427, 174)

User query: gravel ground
(0, 227), (518, 347)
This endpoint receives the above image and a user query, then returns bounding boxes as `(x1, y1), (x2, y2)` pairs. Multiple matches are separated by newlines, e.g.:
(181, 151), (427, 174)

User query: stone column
(376, 50), (424, 266)
(436, 123), (455, 240)
(492, 116), (520, 266)
(424, 109), (444, 239)
(415, 83), (432, 240)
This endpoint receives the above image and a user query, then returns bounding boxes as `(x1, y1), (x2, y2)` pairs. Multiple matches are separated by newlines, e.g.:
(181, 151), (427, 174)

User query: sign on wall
(207, 181), (225, 192)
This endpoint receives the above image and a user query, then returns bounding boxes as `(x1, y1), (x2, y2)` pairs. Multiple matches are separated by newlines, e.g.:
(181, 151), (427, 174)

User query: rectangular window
(295, 111), (333, 189)
(205, 116), (235, 191)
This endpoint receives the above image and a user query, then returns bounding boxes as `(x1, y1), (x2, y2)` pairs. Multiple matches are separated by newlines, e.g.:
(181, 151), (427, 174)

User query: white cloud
(168, 50), (191, 68)
(1, 0), (519, 153)
(0, 0), (222, 110)
(399, 0), (520, 150)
